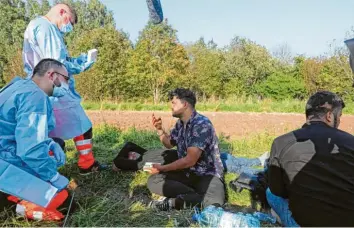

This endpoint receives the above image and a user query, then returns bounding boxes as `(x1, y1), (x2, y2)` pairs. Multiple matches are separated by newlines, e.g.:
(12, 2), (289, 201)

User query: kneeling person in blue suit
(0, 59), (74, 221)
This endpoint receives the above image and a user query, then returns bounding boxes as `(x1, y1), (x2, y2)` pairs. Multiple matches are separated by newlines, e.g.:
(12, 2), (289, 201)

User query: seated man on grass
(147, 88), (225, 211)
(267, 91), (354, 227)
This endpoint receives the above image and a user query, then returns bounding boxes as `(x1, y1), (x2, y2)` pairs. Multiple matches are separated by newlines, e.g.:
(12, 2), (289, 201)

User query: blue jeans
(266, 188), (299, 227)
(220, 152), (261, 174)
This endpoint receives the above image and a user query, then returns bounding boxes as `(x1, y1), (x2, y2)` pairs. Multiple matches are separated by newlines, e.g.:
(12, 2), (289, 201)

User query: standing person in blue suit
(23, 3), (106, 174)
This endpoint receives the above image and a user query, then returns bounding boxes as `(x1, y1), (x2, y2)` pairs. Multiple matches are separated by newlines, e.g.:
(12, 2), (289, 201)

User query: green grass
(0, 125), (276, 227)
(82, 98), (354, 114)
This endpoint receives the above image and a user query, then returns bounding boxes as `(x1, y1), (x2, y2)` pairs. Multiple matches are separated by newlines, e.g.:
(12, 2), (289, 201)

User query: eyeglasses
(53, 71), (70, 81)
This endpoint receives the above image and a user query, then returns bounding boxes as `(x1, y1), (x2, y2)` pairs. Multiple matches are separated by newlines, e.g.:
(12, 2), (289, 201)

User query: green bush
(256, 72), (306, 100)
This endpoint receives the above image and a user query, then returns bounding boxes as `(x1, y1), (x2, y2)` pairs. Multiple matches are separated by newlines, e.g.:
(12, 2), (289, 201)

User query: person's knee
(203, 193), (225, 208)
(202, 178), (226, 207)
(147, 174), (163, 192)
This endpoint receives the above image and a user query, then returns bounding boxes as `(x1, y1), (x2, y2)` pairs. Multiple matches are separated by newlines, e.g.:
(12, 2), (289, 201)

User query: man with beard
(147, 88), (225, 211)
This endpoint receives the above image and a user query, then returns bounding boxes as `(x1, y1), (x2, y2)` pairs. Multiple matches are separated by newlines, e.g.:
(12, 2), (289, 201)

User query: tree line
(1, 0), (353, 103)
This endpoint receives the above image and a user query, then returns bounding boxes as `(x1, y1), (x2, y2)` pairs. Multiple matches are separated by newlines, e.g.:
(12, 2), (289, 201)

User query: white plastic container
(87, 49), (98, 62)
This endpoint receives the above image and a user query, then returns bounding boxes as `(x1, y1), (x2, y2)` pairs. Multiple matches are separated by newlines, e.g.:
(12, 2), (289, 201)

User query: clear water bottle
(192, 205), (261, 228)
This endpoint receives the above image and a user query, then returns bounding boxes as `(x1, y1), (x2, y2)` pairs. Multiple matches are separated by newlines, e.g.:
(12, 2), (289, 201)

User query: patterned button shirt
(170, 111), (224, 178)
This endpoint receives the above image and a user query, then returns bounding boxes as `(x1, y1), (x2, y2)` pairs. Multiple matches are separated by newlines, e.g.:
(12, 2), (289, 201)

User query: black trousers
(147, 171), (225, 209)
(0, 192), (16, 217)
(114, 143), (226, 208)
(51, 128), (93, 151)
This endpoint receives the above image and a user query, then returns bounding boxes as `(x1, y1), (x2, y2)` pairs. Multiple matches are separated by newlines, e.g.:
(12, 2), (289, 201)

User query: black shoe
(79, 161), (108, 176)
(149, 197), (172, 211)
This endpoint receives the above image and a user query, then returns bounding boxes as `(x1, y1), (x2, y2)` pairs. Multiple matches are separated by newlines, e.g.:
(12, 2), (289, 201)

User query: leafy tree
(185, 38), (225, 98)
(70, 27), (132, 100)
(0, 0), (28, 84)
(126, 20), (189, 103)
(222, 36), (276, 96)
(26, 0), (51, 19)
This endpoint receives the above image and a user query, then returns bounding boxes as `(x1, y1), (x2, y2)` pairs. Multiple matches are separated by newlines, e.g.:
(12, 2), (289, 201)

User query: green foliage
(256, 72), (306, 100)
(0, 126), (278, 226)
(80, 99), (308, 113)
(125, 20), (189, 103)
(185, 38), (225, 98)
(70, 27), (132, 100)
(222, 37), (276, 96)
(0, 0), (29, 82)
(1, 0), (354, 103)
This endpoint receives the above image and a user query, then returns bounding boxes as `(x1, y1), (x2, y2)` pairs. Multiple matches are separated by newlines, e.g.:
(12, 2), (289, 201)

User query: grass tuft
(1, 125), (277, 227)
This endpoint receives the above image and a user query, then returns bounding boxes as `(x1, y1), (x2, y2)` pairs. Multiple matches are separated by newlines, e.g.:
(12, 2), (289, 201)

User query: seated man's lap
(147, 171), (196, 198)
(148, 172), (225, 207)
(147, 171), (191, 190)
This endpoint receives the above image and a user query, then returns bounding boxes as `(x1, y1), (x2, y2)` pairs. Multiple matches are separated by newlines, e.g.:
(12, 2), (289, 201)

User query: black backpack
(229, 169), (270, 212)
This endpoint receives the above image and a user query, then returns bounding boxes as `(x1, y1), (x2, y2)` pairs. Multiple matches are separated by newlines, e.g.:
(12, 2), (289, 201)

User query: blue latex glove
(50, 173), (69, 191)
(82, 61), (95, 72)
(49, 141), (66, 167)
(74, 53), (88, 65)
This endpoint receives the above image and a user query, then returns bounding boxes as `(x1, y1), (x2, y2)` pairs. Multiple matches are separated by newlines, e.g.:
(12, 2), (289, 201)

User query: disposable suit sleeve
(15, 91), (58, 181)
(35, 27), (84, 75)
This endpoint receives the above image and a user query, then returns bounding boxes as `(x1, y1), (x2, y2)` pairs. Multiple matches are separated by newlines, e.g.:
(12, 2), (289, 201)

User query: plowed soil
(86, 111), (354, 138)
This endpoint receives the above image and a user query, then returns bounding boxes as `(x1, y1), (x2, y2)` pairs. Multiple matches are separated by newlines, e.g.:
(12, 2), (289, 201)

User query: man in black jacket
(267, 91), (354, 227)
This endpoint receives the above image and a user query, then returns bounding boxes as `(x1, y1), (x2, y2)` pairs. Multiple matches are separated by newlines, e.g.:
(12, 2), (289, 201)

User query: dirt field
(86, 110), (354, 138)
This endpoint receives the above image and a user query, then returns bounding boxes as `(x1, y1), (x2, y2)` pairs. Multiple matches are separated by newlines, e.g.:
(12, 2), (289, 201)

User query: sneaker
(79, 161), (108, 176)
(148, 197), (172, 211)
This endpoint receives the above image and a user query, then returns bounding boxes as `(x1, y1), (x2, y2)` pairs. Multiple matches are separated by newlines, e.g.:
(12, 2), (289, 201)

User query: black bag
(230, 170), (270, 212)
(113, 142), (178, 171)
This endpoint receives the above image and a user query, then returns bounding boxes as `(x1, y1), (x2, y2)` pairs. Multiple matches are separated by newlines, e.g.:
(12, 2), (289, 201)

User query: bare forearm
(157, 129), (173, 149)
(160, 157), (194, 172)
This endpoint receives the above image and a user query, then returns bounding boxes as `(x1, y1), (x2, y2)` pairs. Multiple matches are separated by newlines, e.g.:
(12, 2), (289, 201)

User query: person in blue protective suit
(23, 3), (106, 175)
(0, 59), (76, 221)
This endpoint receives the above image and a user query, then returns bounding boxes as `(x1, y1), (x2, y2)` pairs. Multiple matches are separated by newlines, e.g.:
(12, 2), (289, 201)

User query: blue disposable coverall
(0, 77), (61, 207)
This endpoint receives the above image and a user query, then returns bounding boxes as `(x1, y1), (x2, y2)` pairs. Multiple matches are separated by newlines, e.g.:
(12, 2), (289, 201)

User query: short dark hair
(168, 88), (197, 108)
(305, 91), (345, 118)
(33, 58), (64, 77)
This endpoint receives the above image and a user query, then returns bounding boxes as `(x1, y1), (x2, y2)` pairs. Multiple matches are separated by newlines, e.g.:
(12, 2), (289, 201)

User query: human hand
(152, 113), (163, 130)
(74, 53), (88, 65)
(150, 163), (164, 174)
(82, 61), (94, 72)
(49, 141), (66, 167)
